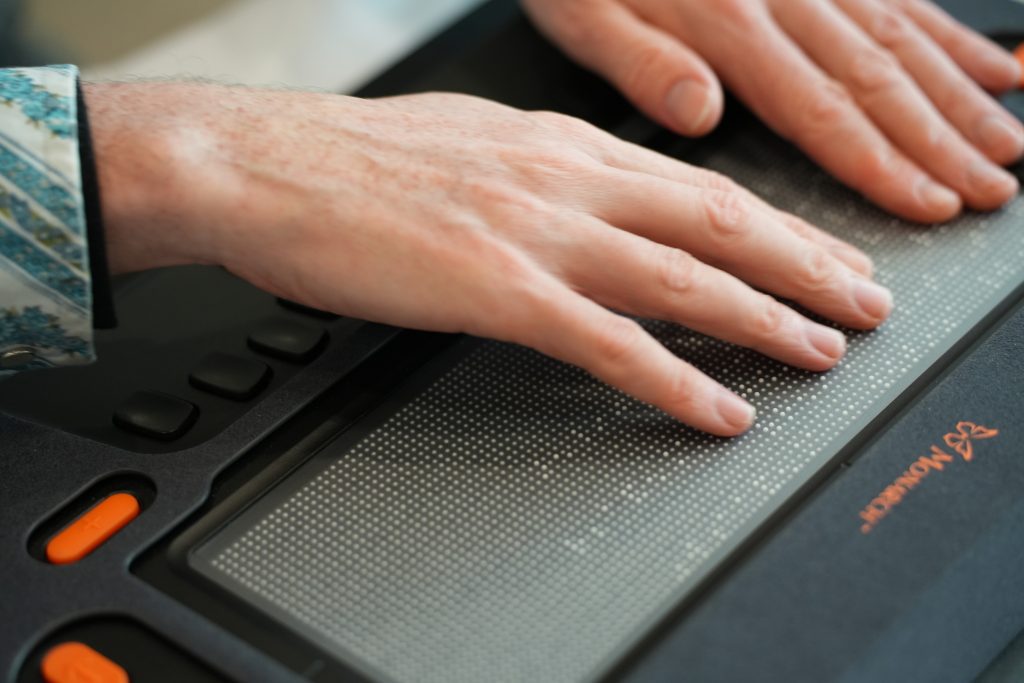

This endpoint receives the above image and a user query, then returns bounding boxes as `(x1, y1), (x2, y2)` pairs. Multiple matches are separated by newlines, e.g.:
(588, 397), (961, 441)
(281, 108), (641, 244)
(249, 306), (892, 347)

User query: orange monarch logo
(858, 421), (999, 535)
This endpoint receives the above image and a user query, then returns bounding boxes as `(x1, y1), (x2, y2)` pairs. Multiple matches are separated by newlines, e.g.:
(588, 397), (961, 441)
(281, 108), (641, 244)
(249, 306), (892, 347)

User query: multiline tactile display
(194, 125), (1024, 683)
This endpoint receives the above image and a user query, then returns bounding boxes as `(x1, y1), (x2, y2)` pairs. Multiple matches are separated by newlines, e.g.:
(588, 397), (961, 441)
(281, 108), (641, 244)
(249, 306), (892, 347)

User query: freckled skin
(85, 82), (889, 436)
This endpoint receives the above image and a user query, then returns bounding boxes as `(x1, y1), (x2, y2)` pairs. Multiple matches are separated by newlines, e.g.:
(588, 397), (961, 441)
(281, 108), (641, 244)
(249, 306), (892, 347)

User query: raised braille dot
(200, 128), (1024, 683)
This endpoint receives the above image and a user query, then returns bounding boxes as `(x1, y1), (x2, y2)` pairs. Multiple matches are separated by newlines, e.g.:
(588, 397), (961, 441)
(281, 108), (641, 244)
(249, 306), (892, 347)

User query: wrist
(83, 81), (226, 274)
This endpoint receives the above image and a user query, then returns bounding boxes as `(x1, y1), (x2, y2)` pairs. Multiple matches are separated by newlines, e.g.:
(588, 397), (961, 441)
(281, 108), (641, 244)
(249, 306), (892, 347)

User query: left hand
(524, 0), (1024, 223)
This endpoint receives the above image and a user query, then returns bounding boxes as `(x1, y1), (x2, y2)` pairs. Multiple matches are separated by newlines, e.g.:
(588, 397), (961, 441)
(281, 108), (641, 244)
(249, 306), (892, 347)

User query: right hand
(87, 83), (892, 436)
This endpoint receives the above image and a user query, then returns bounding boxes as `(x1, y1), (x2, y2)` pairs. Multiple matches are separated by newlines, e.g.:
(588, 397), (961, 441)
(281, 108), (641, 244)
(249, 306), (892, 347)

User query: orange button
(45, 493), (140, 565)
(41, 642), (129, 683)
(1016, 43), (1024, 89)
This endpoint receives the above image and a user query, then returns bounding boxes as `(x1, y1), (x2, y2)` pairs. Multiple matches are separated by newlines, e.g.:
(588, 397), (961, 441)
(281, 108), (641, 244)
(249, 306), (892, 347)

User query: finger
(557, 217), (848, 372)
(835, 0), (1024, 165)
(896, 0), (1022, 93)
(679, 15), (962, 222)
(522, 0), (723, 136)
(775, 212), (874, 278)
(593, 139), (874, 276)
(636, 3), (964, 221)
(772, 0), (1018, 212)
(589, 171), (892, 329)
(503, 277), (755, 436)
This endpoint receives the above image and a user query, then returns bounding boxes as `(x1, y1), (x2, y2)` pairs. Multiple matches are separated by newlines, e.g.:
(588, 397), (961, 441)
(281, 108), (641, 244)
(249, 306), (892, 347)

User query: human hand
(523, 0), (1024, 222)
(85, 83), (890, 436)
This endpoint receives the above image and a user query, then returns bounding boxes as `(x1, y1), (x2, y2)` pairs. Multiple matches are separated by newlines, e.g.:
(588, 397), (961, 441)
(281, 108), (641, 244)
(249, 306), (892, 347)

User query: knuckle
(794, 80), (857, 142)
(749, 297), (790, 338)
(781, 214), (814, 240)
(532, 109), (599, 140)
(621, 43), (674, 95)
(848, 49), (903, 98)
(487, 267), (557, 342)
(870, 9), (914, 49)
(525, 148), (584, 174)
(793, 247), (840, 293)
(488, 242), (538, 283)
(933, 79), (981, 125)
(592, 316), (645, 368)
(703, 191), (752, 243)
(462, 177), (546, 214)
(701, 170), (741, 194)
(918, 124), (949, 157)
(937, 29), (968, 56)
(849, 147), (900, 190)
(935, 85), (966, 118)
(503, 146), (598, 196)
(665, 371), (703, 416)
(656, 247), (700, 295)
(713, 0), (762, 31)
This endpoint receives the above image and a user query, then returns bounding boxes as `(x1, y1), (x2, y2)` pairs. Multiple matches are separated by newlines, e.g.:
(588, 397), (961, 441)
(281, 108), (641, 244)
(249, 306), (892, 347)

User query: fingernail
(715, 391), (755, 432)
(914, 178), (960, 216)
(666, 80), (714, 135)
(804, 323), (846, 361)
(968, 160), (1019, 199)
(853, 279), (893, 322)
(976, 114), (1024, 160)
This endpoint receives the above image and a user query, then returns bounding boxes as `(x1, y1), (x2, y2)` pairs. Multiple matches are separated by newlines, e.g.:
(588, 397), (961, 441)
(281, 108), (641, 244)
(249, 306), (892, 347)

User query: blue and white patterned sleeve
(0, 65), (94, 375)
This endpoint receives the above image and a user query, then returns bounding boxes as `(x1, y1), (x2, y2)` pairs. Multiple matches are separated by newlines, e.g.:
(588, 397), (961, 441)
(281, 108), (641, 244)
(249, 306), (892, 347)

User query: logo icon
(942, 421), (999, 462)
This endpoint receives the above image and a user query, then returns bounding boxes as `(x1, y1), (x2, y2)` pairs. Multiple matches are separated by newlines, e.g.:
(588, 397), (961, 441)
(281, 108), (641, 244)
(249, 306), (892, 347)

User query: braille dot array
(202, 125), (1024, 683)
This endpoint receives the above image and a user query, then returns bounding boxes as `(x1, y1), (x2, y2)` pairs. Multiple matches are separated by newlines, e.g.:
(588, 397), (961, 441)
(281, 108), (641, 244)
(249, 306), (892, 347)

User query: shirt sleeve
(0, 64), (94, 375)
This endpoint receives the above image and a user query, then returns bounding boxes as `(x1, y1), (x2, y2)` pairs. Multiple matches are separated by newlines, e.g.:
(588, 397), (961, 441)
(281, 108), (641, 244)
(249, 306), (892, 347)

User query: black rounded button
(190, 352), (272, 400)
(113, 391), (198, 440)
(247, 319), (328, 363)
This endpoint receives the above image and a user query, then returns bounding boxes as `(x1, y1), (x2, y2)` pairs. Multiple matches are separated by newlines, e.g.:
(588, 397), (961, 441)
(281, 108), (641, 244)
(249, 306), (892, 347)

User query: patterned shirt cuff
(0, 64), (93, 374)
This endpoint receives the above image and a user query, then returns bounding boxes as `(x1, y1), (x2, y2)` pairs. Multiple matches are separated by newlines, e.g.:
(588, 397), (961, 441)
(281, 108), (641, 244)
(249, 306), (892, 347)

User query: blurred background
(19, 0), (486, 92)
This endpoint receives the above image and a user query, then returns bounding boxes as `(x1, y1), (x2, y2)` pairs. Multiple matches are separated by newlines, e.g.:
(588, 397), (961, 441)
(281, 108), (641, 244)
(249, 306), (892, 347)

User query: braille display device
(3, 2), (1024, 682)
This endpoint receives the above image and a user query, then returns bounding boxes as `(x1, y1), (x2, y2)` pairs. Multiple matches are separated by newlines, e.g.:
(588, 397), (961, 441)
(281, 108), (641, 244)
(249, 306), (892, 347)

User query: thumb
(524, 0), (724, 136)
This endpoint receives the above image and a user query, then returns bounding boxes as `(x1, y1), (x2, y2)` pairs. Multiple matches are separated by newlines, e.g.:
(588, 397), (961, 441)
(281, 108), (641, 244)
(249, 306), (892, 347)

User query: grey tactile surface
(194, 124), (1024, 683)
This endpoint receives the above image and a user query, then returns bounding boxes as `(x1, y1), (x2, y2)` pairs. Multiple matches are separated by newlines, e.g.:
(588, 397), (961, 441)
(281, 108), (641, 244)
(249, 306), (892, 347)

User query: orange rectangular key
(45, 493), (140, 565)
